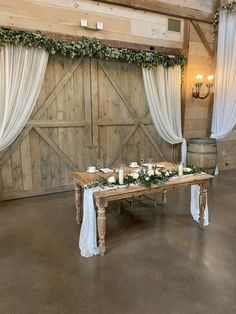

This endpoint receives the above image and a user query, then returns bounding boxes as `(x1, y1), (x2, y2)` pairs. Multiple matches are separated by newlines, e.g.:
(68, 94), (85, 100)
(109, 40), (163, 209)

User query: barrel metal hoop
(187, 150), (217, 155)
(188, 138), (217, 144)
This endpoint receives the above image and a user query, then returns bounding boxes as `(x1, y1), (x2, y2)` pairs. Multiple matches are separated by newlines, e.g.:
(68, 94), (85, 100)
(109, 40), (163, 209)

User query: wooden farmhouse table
(72, 162), (213, 255)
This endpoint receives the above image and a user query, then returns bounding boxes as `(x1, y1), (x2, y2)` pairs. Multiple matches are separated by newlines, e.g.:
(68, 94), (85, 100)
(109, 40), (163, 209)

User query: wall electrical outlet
(80, 19), (88, 27)
(96, 22), (104, 30)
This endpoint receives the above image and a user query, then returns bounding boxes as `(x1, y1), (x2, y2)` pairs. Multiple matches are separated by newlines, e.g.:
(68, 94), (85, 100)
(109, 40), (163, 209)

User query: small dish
(86, 170), (99, 173)
(129, 164), (139, 168)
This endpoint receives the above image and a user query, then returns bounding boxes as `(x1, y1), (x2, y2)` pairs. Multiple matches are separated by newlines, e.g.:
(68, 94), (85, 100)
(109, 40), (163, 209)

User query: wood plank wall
(183, 19), (236, 171)
(0, 0), (184, 52)
(184, 21), (214, 139)
(1, 0), (235, 200)
(0, 56), (175, 200)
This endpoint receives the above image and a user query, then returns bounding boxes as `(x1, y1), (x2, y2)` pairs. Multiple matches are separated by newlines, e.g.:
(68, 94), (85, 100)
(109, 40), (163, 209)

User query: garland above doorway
(0, 28), (187, 69)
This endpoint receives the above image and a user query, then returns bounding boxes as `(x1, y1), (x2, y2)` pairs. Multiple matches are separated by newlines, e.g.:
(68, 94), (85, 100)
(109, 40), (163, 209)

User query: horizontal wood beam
(27, 120), (86, 128)
(100, 39), (183, 55)
(97, 119), (153, 126)
(97, 0), (215, 23)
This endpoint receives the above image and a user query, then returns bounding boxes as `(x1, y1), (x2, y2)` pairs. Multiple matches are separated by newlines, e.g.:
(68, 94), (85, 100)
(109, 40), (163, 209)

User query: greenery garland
(213, 1), (236, 38)
(0, 28), (187, 69)
(85, 166), (203, 190)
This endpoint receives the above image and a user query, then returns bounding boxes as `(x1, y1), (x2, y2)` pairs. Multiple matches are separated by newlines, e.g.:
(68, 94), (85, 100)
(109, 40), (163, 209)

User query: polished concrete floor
(0, 171), (236, 314)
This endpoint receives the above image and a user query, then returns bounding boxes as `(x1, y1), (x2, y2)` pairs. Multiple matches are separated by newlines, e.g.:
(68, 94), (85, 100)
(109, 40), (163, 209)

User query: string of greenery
(0, 27), (187, 69)
(85, 166), (203, 189)
(213, 1), (236, 37)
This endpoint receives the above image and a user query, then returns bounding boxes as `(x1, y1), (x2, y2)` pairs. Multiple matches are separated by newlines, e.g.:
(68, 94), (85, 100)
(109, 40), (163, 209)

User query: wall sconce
(192, 74), (214, 99)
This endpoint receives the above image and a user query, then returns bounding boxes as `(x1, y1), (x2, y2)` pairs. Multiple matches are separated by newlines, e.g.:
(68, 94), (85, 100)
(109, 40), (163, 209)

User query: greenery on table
(0, 28), (187, 69)
(84, 166), (203, 190)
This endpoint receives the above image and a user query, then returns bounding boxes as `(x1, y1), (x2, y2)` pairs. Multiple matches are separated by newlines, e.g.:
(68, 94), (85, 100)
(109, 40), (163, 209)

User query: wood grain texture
(0, 56), (176, 200)
(183, 22), (214, 141)
(0, 0), (184, 50)
(97, 0), (216, 23)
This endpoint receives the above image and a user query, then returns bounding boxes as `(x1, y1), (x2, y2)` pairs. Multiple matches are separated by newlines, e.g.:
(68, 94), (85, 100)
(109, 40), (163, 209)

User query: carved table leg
(198, 182), (208, 226)
(96, 197), (108, 255)
(162, 190), (167, 205)
(74, 181), (82, 224)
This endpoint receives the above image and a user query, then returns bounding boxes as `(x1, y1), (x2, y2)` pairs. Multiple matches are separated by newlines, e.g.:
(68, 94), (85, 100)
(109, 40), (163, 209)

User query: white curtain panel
(142, 65), (209, 225)
(0, 44), (49, 152)
(191, 9), (236, 224)
(211, 10), (236, 140)
(142, 65), (186, 165)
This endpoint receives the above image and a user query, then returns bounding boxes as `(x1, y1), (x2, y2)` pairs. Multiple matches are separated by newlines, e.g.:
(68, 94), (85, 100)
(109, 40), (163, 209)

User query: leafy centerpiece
(85, 165), (202, 190)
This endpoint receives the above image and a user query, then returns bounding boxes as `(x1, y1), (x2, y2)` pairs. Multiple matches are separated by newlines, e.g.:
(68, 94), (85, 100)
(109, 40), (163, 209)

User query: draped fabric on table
(79, 188), (100, 257)
(142, 65), (186, 165)
(142, 65), (208, 225)
(0, 44), (49, 152)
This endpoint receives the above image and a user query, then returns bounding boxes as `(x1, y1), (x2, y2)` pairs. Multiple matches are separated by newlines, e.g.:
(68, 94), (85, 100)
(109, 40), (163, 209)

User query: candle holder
(192, 74), (214, 99)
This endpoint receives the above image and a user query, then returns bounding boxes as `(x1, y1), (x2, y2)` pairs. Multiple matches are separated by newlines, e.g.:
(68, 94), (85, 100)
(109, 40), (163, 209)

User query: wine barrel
(187, 138), (217, 175)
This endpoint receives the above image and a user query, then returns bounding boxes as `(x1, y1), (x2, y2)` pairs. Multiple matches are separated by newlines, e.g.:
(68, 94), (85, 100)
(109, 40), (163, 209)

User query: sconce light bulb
(196, 74), (203, 81)
(207, 75), (214, 82)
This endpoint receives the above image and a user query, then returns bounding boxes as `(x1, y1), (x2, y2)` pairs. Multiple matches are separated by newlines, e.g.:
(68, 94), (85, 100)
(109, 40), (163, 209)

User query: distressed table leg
(96, 197), (108, 255)
(74, 181), (82, 224)
(198, 182), (208, 226)
(162, 190), (167, 205)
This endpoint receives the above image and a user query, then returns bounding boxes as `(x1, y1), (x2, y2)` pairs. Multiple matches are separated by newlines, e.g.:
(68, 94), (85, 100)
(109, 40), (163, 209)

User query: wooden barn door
(0, 56), (177, 201)
(0, 56), (91, 200)
(92, 59), (174, 168)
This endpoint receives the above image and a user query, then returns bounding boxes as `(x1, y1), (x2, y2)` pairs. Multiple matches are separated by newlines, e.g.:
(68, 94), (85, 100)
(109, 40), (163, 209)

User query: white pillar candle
(118, 169), (124, 185)
(148, 163), (152, 170)
(178, 164), (183, 176)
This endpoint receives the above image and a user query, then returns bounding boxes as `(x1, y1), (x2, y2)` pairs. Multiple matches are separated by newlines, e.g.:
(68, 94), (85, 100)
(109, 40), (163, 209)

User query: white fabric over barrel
(191, 9), (236, 222)
(191, 185), (209, 226)
(0, 44), (48, 151)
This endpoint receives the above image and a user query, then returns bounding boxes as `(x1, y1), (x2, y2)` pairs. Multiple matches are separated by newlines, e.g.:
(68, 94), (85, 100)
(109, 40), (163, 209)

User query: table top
(71, 162), (213, 201)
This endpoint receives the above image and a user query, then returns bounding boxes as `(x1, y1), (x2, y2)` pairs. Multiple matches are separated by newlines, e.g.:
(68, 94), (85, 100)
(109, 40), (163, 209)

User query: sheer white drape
(142, 65), (186, 165)
(190, 9), (236, 225)
(0, 44), (48, 151)
(211, 10), (236, 141)
(79, 188), (100, 257)
(143, 65), (208, 225)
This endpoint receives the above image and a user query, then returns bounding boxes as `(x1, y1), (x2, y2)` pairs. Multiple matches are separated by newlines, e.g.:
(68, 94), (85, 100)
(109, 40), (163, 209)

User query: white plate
(100, 168), (113, 173)
(86, 170), (98, 173)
